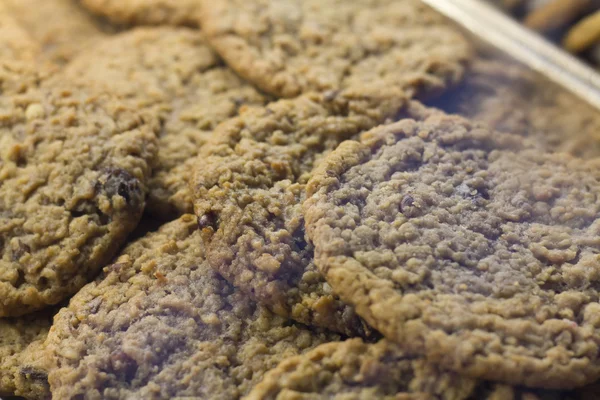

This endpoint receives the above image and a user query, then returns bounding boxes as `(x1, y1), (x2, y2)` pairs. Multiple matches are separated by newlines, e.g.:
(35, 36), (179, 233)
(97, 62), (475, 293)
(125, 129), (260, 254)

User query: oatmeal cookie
(61, 27), (268, 217)
(199, 0), (471, 98)
(304, 111), (600, 388)
(0, 82), (157, 316)
(44, 215), (339, 399)
(0, 310), (53, 400)
(192, 88), (431, 335)
(81, 0), (201, 27)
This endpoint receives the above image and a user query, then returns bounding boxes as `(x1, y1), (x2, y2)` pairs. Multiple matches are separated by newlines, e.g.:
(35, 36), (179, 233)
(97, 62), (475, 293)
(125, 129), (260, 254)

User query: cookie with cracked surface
(304, 111), (600, 389)
(44, 215), (340, 400)
(0, 82), (157, 317)
(191, 88), (432, 336)
(199, 0), (472, 98)
(431, 56), (600, 159)
(61, 27), (269, 217)
(0, 310), (53, 400)
(3, 0), (113, 65)
(81, 0), (201, 26)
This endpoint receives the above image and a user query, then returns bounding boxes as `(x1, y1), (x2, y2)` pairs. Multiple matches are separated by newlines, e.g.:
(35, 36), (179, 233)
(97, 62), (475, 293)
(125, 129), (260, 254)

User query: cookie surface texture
(0, 83), (157, 316)
(192, 89), (430, 335)
(200, 0), (472, 98)
(81, 0), (201, 26)
(247, 338), (484, 400)
(304, 111), (600, 388)
(45, 215), (339, 400)
(0, 311), (53, 399)
(62, 27), (268, 217)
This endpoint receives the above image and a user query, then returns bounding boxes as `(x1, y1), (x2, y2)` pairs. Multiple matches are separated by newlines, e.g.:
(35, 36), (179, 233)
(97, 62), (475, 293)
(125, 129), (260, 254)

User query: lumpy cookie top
(0, 311), (53, 399)
(247, 338), (484, 400)
(44, 215), (339, 400)
(199, 0), (472, 98)
(0, 82), (157, 317)
(62, 27), (268, 217)
(304, 111), (600, 389)
(81, 0), (202, 26)
(191, 88), (425, 336)
(431, 57), (600, 159)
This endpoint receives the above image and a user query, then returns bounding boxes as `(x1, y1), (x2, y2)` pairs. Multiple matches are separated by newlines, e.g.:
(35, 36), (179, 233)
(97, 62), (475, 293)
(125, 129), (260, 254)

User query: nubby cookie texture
(199, 0), (472, 98)
(0, 82), (157, 317)
(304, 111), (600, 389)
(45, 216), (339, 399)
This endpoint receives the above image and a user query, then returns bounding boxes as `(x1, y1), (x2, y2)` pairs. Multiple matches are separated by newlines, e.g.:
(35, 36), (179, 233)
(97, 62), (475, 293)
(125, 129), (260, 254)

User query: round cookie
(0, 82), (157, 317)
(81, 0), (201, 26)
(192, 88), (430, 336)
(247, 338), (561, 400)
(431, 56), (600, 159)
(304, 111), (600, 389)
(199, 0), (472, 98)
(0, 311), (53, 399)
(44, 215), (340, 399)
(3, 0), (113, 65)
(61, 27), (269, 217)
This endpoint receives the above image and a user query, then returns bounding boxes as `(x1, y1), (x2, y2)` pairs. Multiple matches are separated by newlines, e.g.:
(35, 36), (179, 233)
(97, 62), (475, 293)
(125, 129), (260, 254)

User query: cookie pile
(1, 1), (600, 399)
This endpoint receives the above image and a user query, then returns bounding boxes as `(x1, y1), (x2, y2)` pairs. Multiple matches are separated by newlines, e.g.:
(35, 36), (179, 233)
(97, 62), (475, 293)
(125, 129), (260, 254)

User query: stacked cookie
(1, 1), (600, 399)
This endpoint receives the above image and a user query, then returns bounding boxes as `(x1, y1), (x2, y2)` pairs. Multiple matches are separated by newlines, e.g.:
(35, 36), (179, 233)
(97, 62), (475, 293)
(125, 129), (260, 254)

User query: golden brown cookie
(0, 310), (53, 400)
(81, 0), (201, 26)
(191, 88), (434, 336)
(44, 215), (340, 399)
(60, 27), (269, 217)
(0, 81), (157, 317)
(247, 338), (573, 400)
(304, 111), (600, 389)
(3, 0), (113, 64)
(199, 0), (472, 98)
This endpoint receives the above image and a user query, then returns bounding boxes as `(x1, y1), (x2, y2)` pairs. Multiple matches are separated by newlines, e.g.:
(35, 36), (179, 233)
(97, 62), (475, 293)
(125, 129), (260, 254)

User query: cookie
(247, 338), (565, 400)
(44, 215), (340, 399)
(0, 310), (53, 399)
(431, 56), (600, 159)
(304, 112), (600, 388)
(0, 82), (157, 317)
(3, 0), (113, 64)
(81, 0), (201, 27)
(199, 0), (472, 98)
(191, 88), (432, 335)
(247, 338), (473, 399)
(60, 27), (269, 217)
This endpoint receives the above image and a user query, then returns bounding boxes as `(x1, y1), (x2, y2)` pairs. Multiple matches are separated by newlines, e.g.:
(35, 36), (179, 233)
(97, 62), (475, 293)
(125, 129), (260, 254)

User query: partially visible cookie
(199, 0), (472, 98)
(61, 27), (269, 217)
(3, 0), (113, 64)
(0, 82), (157, 316)
(0, 310), (53, 399)
(304, 112), (600, 388)
(246, 338), (479, 400)
(192, 88), (431, 336)
(44, 215), (340, 399)
(431, 56), (600, 159)
(81, 0), (201, 26)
